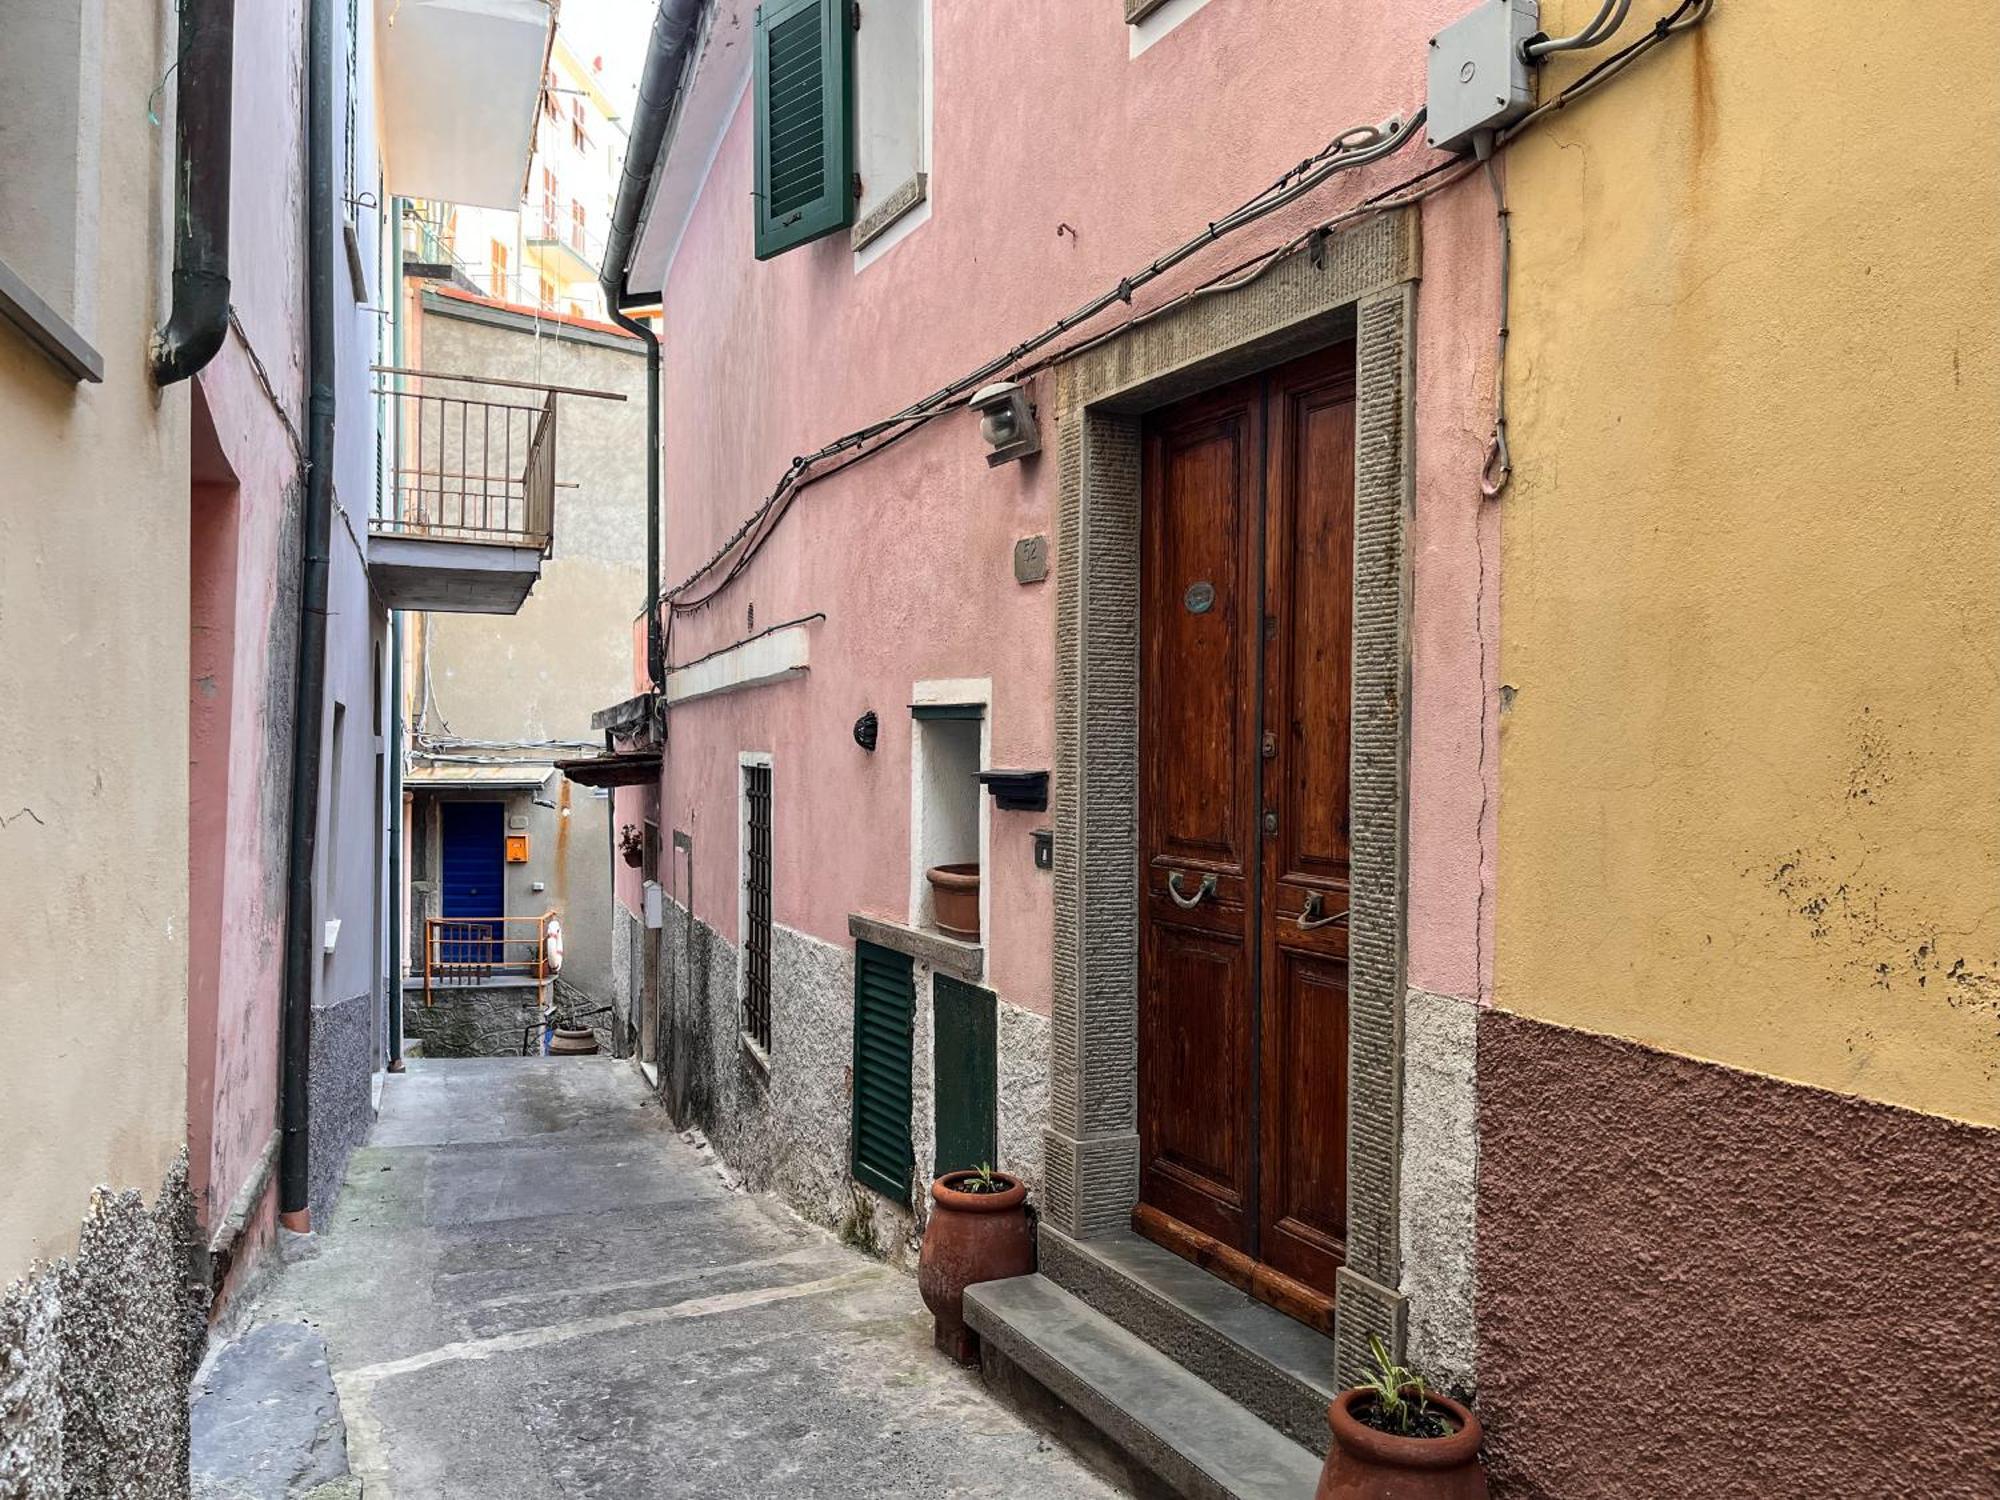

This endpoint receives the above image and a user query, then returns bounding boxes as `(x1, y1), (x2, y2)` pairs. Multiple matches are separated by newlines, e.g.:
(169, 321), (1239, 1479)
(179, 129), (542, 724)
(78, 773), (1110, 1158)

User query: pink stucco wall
(651, 0), (1498, 1013)
(185, 0), (308, 1282)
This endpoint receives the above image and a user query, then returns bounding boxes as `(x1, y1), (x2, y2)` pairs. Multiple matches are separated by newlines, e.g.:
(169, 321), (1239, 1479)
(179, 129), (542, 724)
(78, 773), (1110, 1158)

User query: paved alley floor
(248, 1057), (1127, 1499)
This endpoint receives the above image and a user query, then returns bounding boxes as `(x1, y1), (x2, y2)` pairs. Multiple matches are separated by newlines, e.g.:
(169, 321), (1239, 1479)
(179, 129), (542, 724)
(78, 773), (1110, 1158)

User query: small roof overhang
(405, 761), (555, 791)
(553, 749), (663, 788)
(377, 0), (556, 211)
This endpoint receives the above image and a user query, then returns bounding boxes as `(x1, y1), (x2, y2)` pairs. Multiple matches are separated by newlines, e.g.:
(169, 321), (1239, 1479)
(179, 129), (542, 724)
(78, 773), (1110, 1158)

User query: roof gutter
(601, 0), (707, 694)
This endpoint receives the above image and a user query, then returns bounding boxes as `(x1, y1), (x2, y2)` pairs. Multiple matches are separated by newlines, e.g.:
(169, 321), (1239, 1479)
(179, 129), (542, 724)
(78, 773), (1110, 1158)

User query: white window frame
(907, 678), (991, 951)
(1128, 0), (1217, 58)
(851, 0), (933, 270)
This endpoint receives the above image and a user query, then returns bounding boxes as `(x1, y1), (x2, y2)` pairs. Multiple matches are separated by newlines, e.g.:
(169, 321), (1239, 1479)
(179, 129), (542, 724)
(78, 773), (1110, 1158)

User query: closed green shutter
(753, 0), (854, 261)
(933, 976), (998, 1176)
(851, 940), (914, 1201)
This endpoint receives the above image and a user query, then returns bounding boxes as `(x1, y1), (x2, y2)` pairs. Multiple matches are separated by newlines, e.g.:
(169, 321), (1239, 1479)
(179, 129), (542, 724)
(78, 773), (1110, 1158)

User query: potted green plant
(917, 1164), (1034, 1364)
(1314, 1337), (1487, 1499)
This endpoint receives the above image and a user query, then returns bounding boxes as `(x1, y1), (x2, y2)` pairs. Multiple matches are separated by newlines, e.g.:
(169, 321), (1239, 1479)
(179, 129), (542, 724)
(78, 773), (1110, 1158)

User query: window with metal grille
(742, 761), (774, 1053)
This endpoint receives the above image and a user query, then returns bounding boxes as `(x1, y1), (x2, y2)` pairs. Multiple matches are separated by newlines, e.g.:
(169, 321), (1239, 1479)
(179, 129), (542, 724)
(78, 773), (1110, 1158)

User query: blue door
(440, 801), (505, 966)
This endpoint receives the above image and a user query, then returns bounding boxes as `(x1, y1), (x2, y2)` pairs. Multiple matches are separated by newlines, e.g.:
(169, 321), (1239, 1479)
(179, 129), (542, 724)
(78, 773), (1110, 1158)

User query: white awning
(377, 0), (556, 211)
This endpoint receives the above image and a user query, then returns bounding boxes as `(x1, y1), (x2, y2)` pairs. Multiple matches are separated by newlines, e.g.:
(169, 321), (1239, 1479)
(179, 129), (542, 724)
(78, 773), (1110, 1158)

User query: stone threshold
(1038, 1225), (1342, 1456)
(966, 1272), (1324, 1500)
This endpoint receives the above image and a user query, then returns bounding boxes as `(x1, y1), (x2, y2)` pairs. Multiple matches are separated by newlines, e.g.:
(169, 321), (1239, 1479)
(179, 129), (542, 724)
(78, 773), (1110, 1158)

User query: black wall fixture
(976, 769), (1049, 813)
(853, 711), (879, 752)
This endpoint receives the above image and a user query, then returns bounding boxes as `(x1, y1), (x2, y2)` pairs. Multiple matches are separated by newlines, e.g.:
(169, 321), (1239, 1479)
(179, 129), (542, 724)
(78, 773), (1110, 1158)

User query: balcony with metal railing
(367, 366), (572, 614)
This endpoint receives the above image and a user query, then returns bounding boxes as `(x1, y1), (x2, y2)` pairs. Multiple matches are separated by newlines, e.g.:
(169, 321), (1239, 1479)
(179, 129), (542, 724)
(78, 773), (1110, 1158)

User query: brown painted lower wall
(1476, 1008), (2000, 1499)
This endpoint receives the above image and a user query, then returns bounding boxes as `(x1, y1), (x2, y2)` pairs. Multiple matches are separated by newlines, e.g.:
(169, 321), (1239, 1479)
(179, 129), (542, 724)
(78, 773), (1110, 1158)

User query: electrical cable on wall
(663, 112), (1433, 617)
(651, 0), (1717, 641)
(1478, 138), (1513, 500)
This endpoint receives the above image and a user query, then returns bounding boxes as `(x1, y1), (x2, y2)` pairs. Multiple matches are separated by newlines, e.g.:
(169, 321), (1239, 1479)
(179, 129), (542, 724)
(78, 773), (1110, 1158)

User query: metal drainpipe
(278, 0), (339, 1232)
(608, 303), (663, 691)
(601, 0), (706, 692)
(386, 198), (408, 1075)
(152, 0), (235, 385)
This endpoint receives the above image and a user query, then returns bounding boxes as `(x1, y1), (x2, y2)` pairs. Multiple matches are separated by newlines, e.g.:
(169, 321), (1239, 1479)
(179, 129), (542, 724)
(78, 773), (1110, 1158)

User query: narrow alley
(9, 1), (1999, 1495)
(196, 1060), (1131, 1500)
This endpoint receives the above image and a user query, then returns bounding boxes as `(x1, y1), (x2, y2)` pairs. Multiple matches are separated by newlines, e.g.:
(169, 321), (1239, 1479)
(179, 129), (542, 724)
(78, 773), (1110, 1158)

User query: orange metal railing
(422, 912), (557, 1007)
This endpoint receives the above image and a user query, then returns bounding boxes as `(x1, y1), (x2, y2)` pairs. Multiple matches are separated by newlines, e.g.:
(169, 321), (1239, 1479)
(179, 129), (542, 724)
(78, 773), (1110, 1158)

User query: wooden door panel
(1269, 353), (1356, 891)
(1138, 344), (1355, 1311)
(1145, 413), (1255, 869)
(1139, 377), (1263, 1256)
(1138, 919), (1252, 1246)
(1258, 949), (1350, 1292)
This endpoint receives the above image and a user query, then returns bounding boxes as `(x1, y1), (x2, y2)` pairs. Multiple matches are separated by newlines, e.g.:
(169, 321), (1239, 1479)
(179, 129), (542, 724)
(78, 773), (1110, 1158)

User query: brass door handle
(1166, 871), (1218, 909)
(1297, 891), (1349, 930)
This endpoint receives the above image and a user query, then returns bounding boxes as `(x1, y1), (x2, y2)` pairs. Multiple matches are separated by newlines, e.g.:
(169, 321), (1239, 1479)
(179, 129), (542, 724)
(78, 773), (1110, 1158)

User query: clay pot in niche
(917, 1169), (1035, 1364)
(1314, 1387), (1488, 1500)
(925, 862), (980, 941)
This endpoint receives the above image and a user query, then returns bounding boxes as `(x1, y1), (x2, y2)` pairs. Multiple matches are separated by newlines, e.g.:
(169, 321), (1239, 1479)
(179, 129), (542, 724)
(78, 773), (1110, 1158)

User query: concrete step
(965, 1274), (1325, 1500)
(1040, 1226), (1341, 1455)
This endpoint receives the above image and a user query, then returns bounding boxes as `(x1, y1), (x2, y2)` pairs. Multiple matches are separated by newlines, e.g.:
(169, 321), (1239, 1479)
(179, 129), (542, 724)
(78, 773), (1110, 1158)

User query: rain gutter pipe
(279, 0), (338, 1231)
(152, 0), (235, 384)
(601, 0), (707, 693)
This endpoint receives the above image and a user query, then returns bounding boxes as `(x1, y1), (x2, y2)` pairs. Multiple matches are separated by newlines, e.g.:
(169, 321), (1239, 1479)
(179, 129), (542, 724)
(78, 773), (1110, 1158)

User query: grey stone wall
(657, 900), (1049, 1266)
(1399, 987), (1478, 1395)
(610, 900), (636, 1055)
(0, 1156), (205, 1500)
(308, 991), (377, 1226)
(404, 982), (545, 1059)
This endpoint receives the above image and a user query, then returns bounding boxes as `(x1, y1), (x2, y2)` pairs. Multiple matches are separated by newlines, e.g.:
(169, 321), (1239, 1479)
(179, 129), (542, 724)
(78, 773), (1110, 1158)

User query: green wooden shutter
(851, 940), (914, 1201)
(933, 975), (998, 1176)
(753, 0), (854, 261)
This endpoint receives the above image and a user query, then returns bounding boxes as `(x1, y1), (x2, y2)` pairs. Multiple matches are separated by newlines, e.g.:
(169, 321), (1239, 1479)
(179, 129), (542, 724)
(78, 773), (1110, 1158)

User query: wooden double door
(1136, 343), (1354, 1328)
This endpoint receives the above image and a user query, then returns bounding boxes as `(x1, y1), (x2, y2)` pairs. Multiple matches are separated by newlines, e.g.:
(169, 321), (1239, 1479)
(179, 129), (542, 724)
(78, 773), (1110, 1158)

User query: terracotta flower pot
(917, 1170), (1034, 1364)
(926, 863), (981, 941)
(549, 1025), (599, 1056)
(1315, 1388), (1487, 1500)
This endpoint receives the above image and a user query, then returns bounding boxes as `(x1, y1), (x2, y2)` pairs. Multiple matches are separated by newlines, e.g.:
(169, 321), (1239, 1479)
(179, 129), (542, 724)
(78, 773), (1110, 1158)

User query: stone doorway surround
(1040, 207), (1420, 1385)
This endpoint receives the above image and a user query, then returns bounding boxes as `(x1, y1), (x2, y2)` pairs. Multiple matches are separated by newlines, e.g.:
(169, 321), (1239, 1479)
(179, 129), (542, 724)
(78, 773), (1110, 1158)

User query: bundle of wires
(657, 0), (1716, 629)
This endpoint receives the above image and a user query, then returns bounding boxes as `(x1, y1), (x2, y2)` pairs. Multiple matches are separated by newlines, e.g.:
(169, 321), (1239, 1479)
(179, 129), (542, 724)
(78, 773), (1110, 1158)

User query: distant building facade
(395, 283), (648, 1051)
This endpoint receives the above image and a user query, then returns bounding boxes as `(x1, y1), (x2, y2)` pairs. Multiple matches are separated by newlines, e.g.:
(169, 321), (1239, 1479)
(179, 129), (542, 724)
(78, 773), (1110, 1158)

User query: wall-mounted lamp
(970, 380), (1040, 467)
(854, 711), (879, 752)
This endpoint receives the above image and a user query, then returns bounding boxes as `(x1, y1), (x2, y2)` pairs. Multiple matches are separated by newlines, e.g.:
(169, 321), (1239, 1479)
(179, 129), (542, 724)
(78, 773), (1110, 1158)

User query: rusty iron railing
(373, 380), (558, 552)
(422, 912), (557, 1007)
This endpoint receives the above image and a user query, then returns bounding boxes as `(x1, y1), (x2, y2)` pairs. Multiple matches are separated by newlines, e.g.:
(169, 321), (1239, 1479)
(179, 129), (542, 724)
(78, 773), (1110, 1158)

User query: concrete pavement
(239, 1057), (1129, 1499)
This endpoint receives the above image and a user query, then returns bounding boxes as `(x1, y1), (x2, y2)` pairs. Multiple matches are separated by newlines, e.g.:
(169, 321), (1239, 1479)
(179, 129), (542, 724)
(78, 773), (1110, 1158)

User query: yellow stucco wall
(0, 19), (190, 1276)
(1497, 1), (2000, 1125)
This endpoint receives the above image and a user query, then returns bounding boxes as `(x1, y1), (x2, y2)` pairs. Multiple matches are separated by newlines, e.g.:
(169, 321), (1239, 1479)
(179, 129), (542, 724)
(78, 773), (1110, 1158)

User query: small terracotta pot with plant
(1315, 1337), (1487, 1500)
(917, 1164), (1035, 1365)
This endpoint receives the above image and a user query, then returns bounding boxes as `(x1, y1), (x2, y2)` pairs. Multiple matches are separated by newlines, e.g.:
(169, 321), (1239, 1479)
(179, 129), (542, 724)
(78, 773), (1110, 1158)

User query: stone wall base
(657, 899), (1050, 1266)
(1, 1153), (206, 1500)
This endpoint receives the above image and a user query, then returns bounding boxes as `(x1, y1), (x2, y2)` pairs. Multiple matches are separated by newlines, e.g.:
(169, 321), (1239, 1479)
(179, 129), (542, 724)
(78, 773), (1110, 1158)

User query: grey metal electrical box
(1426, 0), (1540, 155)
